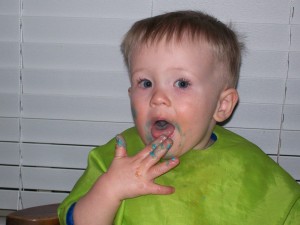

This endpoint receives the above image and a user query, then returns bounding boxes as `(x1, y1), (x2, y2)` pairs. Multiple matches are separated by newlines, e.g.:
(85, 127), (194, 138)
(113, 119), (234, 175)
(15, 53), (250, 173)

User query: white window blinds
(0, 1), (299, 223)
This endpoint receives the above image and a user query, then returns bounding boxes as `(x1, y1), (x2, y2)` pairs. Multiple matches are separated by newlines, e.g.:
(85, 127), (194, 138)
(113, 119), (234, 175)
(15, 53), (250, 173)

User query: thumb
(115, 135), (127, 158)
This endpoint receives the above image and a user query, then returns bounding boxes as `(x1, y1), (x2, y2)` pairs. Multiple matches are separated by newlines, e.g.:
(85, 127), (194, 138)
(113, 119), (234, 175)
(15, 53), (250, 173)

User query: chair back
(6, 203), (60, 225)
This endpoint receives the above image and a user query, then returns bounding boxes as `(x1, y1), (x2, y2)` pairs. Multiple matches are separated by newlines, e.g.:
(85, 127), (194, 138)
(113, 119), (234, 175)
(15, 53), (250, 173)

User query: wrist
(95, 172), (124, 203)
(73, 175), (122, 225)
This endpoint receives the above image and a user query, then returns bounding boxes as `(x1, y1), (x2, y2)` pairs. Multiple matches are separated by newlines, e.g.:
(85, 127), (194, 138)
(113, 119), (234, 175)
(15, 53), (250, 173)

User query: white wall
(0, 0), (299, 223)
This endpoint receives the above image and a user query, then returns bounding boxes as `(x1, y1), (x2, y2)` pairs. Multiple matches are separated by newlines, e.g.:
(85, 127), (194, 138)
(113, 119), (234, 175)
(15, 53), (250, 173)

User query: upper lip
(150, 115), (171, 125)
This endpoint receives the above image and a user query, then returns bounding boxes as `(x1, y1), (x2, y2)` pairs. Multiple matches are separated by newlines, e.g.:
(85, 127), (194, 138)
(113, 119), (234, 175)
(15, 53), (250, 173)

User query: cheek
(173, 122), (183, 135)
(185, 96), (215, 117)
(138, 118), (153, 144)
(130, 93), (142, 120)
(143, 120), (153, 143)
(130, 104), (137, 121)
(130, 100), (153, 144)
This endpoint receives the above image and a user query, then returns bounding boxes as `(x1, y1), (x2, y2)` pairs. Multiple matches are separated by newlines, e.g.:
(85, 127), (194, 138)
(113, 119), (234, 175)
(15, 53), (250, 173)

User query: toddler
(58, 10), (300, 225)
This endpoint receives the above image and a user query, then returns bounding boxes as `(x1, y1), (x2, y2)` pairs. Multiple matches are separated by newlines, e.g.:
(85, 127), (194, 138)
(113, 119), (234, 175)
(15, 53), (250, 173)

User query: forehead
(133, 34), (202, 56)
(130, 36), (217, 70)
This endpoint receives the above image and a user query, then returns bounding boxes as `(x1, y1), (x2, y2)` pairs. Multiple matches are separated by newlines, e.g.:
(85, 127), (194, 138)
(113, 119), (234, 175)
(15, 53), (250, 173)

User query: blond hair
(121, 10), (244, 88)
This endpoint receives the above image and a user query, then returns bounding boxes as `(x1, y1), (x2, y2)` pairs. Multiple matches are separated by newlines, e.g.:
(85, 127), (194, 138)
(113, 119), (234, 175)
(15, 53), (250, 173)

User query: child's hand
(74, 135), (179, 225)
(101, 134), (180, 201)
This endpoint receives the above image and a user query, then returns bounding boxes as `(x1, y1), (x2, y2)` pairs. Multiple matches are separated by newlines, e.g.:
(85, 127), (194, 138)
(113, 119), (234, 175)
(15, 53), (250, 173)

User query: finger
(137, 135), (168, 159)
(115, 135), (127, 158)
(149, 138), (173, 159)
(148, 183), (175, 195)
(149, 157), (179, 179)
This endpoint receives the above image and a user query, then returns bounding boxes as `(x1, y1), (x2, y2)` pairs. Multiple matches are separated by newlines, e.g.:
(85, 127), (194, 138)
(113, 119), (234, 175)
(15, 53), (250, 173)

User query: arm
(73, 135), (179, 225)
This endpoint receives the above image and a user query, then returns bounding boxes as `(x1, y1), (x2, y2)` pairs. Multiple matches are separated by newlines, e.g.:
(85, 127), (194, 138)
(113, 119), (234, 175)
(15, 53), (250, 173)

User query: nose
(150, 88), (171, 107)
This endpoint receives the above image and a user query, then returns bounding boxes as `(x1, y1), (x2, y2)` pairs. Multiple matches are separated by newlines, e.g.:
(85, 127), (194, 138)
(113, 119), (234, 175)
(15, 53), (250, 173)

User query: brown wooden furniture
(6, 203), (60, 225)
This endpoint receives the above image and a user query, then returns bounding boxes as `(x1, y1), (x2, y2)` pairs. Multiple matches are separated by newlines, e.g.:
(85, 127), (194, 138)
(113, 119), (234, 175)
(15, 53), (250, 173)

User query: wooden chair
(6, 203), (60, 225)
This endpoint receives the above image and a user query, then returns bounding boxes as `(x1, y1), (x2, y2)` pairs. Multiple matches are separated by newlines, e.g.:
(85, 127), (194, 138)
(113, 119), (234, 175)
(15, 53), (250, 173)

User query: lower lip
(151, 123), (175, 139)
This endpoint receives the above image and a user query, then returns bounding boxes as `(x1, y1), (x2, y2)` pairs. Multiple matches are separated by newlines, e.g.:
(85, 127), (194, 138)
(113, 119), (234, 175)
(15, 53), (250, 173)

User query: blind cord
(277, 1), (294, 163)
(17, 0), (24, 211)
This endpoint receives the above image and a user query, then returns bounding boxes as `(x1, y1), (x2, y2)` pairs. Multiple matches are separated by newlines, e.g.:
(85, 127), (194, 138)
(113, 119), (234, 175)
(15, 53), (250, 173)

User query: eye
(138, 79), (152, 88)
(175, 79), (191, 89)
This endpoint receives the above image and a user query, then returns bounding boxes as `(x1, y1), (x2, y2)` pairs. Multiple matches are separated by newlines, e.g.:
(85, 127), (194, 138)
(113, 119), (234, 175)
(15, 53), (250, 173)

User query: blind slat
(22, 43), (124, 70)
(0, 0), (19, 15)
(22, 143), (90, 169)
(281, 131), (300, 155)
(22, 119), (133, 145)
(226, 103), (282, 129)
(279, 156), (300, 180)
(226, 128), (279, 155)
(291, 25), (300, 50)
(0, 69), (20, 93)
(22, 167), (84, 191)
(0, 42), (20, 67)
(23, 16), (134, 44)
(21, 191), (67, 209)
(153, 0), (290, 23)
(235, 23), (289, 51)
(289, 51), (300, 78)
(22, 69), (130, 96)
(282, 105), (300, 130)
(0, 142), (19, 165)
(240, 51), (288, 78)
(286, 79), (300, 104)
(292, 1), (300, 24)
(0, 118), (19, 142)
(0, 166), (19, 188)
(22, 0), (152, 18)
(22, 94), (132, 122)
(0, 190), (18, 210)
(0, 93), (19, 117)
(238, 77), (285, 104)
(0, 15), (19, 41)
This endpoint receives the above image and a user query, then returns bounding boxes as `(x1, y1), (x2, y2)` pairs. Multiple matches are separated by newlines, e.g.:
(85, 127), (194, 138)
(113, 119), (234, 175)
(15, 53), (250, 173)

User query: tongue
(151, 121), (175, 139)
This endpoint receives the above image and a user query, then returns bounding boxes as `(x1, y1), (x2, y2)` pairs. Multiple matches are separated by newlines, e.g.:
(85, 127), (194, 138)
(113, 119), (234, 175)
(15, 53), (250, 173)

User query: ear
(213, 88), (239, 123)
(128, 87), (132, 97)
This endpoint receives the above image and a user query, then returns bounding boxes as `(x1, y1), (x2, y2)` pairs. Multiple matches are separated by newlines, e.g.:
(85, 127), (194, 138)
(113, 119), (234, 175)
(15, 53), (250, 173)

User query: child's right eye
(138, 79), (152, 88)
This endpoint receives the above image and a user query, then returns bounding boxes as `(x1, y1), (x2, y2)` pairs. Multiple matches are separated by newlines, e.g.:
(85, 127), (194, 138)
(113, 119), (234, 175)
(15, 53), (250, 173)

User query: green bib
(59, 126), (300, 225)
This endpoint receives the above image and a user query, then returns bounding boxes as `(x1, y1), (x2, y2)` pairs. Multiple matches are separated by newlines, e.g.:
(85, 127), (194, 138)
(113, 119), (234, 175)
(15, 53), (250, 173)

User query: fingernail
(116, 135), (126, 148)
(166, 138), (173, 151)
(151, 143), (157, 150)
(166, 156), (176, 166)
(166, 143), (172, 151)
(159, 135), (167, 142)
(149, 150), (156, 158)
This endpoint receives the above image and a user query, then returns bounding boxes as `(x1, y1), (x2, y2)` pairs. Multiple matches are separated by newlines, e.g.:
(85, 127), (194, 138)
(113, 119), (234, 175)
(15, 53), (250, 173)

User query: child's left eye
(175, 79), (191, 88)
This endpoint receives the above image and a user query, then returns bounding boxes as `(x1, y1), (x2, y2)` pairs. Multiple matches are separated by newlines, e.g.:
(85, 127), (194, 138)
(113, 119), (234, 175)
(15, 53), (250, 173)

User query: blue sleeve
(66, 202), (76, 225)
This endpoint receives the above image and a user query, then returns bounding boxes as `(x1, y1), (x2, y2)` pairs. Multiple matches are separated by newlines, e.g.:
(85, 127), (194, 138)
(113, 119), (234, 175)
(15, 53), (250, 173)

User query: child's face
(128, 38), (225, 158)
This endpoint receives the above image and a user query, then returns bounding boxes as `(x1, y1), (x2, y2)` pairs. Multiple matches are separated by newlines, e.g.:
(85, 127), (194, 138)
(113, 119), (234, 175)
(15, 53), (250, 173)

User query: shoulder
(213, 126), (300, 217)
(213, 125), (299, 188)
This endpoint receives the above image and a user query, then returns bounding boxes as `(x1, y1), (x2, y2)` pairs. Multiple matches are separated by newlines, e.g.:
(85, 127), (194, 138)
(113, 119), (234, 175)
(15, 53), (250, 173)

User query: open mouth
(151, 120), (175, 139)
(155, 120), (169, 130)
